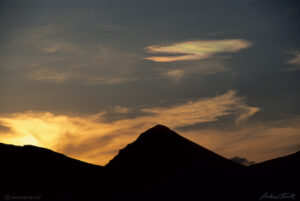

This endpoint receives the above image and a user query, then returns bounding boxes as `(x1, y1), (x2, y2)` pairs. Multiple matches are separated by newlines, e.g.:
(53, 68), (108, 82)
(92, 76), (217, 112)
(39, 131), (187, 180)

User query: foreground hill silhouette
(1, 125), (299, 201)
(0, 143), (107, 200)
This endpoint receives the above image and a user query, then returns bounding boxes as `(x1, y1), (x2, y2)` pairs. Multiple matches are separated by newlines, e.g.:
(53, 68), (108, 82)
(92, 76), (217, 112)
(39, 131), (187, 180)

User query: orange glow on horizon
(1, 90), (298, 166)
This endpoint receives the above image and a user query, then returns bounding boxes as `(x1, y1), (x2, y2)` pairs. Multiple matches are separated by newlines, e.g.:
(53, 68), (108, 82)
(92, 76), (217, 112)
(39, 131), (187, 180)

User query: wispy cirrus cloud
(144, 39), (252, 62)
(287, 51), (300, 71)
(113, 106), (130, 114)
(28, 67), (135, 85)
(2, 25), (139, 85)
(163, 69), (185, 80)
(185, 118), (300, 163)
(28, 68), (80, 82)
(142, 90), (259, 127)
(0, 90), (259, 165)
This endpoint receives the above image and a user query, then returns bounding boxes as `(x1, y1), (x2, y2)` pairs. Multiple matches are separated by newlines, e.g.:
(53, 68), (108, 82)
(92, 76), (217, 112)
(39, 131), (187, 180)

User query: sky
(0, 0), (300, 165)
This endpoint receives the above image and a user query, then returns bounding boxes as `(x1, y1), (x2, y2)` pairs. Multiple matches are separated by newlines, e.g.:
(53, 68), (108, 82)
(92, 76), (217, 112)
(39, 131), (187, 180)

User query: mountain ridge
(1, 124), (299, 201)
(0, 142), (103, 168)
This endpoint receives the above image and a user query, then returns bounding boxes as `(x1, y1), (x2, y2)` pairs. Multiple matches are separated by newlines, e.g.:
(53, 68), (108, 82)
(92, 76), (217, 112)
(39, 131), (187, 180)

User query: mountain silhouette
(106, 124), (247, 200)
(0, 143), (107, 200)
(248, 150), (300, 198)
(107, 124), (244, 170)
(1, 125), (299, 201)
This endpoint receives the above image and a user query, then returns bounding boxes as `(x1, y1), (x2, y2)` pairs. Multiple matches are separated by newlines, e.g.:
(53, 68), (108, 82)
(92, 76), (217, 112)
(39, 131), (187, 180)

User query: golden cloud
(145, 39), (252, 62)
(185, 118), (300, 163)
(141, 90), (259, 127)
(113, 106), (130, 114)
(0, 90), (259, 165)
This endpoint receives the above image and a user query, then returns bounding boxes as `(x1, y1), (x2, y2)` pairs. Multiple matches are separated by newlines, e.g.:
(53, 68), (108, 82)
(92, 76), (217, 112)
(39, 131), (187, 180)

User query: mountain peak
(149, 124), (170, 130)
(105, 124), (242, 172)
(141, 124), (174, 135)
(136, 124), (181, 142)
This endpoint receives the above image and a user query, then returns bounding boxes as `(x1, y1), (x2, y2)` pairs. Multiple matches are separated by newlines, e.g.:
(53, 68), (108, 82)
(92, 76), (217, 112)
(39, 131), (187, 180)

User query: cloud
(159, 58), (230, 82)
(230, 156), (255, 166)
(28, 68), (134, 85)
(144, 39), (252, 62)
(163, 69), (185, 80)
(113, 106), (130, 114)
(1, 25), (252, 85)
(184, 118), (300, 164)
(2, 108), (300, 166)
(287, 51), (300, 71)
(43, 44), (61, 53)
(2, 25), (139, 85)
(235, 106), (260, 124)
(0, 122), (11, 133)
(84, 76), (136, 85)
(0, 90), (259, 165)
(28, 68), (79, 82)
(1, 99), (299, 167)
(142, 90), (259, 127)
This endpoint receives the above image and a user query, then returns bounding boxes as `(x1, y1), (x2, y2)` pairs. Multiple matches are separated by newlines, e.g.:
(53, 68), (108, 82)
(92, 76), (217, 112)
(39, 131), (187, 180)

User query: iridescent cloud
(145, 39), (252, 62)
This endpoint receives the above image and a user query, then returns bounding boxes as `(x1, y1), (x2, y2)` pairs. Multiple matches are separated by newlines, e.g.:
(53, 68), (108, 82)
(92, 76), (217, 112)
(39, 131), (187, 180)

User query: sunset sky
(0, 0), (300, 165)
